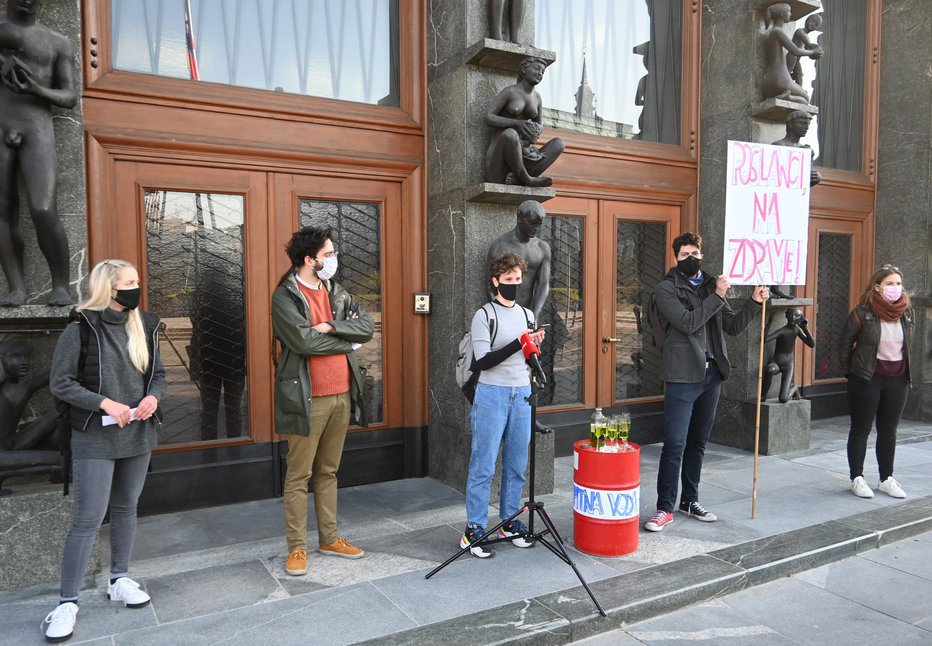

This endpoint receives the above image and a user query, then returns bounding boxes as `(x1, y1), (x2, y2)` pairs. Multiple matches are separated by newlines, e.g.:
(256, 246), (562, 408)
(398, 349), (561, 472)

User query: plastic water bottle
(590, 408), (605, 450)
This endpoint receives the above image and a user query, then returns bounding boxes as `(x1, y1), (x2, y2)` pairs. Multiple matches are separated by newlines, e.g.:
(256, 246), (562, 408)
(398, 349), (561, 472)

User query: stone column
(426, 0), (555, 496)
(874, 0), (932, 421)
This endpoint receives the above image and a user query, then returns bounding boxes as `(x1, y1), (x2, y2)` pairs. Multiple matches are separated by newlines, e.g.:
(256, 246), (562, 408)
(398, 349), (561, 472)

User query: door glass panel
(616, 220), (666, 400)
(814, 233), (852, 379)
(537, 215), (584, 407)
(145, 190), (248, 444)
(299, 200), (383, 424)
(111, 0), (401, 106)
(536, 0), (682, 144)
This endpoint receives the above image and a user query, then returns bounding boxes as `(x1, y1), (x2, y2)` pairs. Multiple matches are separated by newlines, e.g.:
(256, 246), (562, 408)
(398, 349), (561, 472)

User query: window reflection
(144, 191), (248, 444)
(299, 200), (383, 424)
(535, 0), (682, 144)
(111, 0), (400, 106)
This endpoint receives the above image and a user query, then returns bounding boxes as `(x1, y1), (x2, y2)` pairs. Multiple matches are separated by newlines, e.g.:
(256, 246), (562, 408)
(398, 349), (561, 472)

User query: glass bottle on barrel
(590, 408), (606, 450)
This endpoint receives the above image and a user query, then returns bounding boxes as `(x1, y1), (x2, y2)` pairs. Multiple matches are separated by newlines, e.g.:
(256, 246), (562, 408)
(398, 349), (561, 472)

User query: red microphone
(519, 332), (547, 384)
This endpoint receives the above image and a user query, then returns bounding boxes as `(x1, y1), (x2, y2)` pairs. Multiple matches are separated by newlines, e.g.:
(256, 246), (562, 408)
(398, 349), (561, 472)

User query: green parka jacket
(272, 274), (374, 436)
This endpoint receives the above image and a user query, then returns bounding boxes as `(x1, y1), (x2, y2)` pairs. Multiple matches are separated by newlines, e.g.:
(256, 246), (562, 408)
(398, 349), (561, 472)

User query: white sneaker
(878, 477), (906, 498)
(41, 602), (78, 643)
(850, 476), (874, 498)
(107, 577), (151, 608)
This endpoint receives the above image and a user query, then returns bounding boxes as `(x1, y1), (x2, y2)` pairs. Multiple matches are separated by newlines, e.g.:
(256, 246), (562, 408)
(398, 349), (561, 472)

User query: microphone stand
(425, 373), (606, 617)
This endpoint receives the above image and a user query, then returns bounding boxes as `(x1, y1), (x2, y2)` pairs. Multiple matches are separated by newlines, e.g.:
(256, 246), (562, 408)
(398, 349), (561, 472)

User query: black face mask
(114, 287), (141, 310)
(676, 256), (702, 277)
(497, 283), (519, 302)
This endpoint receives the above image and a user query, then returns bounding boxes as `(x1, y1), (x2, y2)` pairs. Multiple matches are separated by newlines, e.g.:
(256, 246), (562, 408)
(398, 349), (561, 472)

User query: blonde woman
(43, 259), (166, 643)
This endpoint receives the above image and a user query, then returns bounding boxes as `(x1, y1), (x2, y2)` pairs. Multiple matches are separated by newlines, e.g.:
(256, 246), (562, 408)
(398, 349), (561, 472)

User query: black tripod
(425, 375), (606, 616)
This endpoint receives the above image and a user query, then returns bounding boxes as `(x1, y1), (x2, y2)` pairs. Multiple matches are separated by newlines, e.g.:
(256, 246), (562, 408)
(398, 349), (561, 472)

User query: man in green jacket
(272, 226), (374, 576)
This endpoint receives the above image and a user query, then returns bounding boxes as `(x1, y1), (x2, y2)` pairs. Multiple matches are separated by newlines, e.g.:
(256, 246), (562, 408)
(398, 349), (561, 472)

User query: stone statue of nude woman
(761, 2), (823, 104)
(485, 57), (565, 187)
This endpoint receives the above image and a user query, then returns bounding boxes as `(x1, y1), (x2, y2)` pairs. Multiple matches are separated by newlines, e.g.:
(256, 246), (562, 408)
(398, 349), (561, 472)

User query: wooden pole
(752, 296), (767, 518)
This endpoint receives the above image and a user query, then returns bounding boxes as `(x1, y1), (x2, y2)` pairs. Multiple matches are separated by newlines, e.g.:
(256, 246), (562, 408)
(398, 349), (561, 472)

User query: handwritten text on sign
(573, 483), (640, 521)
(724, 141), (811, 285)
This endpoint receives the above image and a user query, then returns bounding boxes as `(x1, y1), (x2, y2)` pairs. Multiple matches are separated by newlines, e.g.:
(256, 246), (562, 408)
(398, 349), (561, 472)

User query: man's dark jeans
(656, 364), (723, 513)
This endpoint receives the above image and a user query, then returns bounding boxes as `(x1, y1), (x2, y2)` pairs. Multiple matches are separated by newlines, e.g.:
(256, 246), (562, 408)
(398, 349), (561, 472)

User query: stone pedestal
(715, 399), (811, 455)
(426, 1), (553, 496)
(0, 485), (99, 591)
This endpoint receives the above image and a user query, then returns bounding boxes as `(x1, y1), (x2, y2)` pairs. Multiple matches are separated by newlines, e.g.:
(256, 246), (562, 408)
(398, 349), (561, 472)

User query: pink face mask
(881, 285), (903, 302)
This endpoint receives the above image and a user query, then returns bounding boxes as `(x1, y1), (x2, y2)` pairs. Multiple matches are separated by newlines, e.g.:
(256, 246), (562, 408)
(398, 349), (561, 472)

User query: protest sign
(724, 140), (811, 286)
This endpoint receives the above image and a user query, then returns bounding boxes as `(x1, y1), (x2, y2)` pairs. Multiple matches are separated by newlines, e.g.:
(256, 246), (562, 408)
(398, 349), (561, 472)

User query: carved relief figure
(488, 0), (525, 43)
(0, 0), (77, 306)
(787, 12), (822, 87)
(485, 57), (565, 187)
(760, 2), (822, 104)
(762, 308), (815, 403)
(772, 110), (822, 186)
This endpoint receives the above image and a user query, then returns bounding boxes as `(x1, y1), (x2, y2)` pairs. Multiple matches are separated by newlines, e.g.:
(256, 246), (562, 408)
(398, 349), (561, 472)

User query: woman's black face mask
(114, 287), (141, 310)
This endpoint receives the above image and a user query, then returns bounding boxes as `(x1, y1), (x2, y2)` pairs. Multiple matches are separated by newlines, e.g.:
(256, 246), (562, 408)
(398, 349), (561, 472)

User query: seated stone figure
(485, 57), (564, 187)
(761, 308), (815, 403)
(0, 337), (65, 491)
(761, 2), (822, 104)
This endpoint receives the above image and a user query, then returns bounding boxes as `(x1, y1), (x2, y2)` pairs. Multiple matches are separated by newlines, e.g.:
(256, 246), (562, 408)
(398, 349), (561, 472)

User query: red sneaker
(644, 510), (674, 532)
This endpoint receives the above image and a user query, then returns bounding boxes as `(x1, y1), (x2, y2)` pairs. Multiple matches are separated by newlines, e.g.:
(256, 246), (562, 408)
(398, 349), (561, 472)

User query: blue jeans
(656, 365), (723, 513)
(465, 382), (532, 527)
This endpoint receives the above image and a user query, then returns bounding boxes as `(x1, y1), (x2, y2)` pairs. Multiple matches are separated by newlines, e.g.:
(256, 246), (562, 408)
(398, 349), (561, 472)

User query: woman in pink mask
(839, 265), (913, 499)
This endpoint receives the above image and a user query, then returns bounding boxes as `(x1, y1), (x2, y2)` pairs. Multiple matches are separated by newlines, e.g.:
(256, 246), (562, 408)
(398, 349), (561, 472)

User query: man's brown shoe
(285, 548), (308, 575)
(318, 537), (364, 559)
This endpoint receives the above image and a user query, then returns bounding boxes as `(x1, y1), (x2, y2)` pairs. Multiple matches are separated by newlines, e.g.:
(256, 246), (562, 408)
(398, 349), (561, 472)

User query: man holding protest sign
(645, 233), (769, 532)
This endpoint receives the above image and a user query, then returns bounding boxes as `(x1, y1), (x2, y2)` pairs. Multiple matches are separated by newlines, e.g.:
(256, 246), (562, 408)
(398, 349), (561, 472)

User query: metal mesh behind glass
(815, 233), (851, 379)
(145, 190), (247, 443)
(616, 220), (666, 400)
(537, 215), (584, 407)
(299, 200), (383, 424)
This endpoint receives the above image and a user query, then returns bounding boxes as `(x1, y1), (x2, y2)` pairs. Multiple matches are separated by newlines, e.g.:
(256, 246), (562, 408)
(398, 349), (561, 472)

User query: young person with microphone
(461, 253), (546, 558)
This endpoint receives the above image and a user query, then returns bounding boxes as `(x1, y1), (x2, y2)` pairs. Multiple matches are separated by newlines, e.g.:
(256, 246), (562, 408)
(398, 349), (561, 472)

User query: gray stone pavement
(577, 529), (932, 645)
(1, 416), (931, 645)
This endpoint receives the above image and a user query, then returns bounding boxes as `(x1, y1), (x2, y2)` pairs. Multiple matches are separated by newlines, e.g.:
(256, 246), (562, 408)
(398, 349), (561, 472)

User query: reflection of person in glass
(190, 240), (246, 441)
(840, 265), (913, 501)
(761, 308), (815, 403)
(460, 253), (545, 558)
(485, 57), (564, 188)
(43, 259), (166, 643)
(0, 0), (77, 306)
(273, 226), (374, 577)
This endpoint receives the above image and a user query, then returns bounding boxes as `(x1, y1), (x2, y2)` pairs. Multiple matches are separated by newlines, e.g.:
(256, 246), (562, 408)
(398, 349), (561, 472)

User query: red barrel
(573, 440), (640, 557)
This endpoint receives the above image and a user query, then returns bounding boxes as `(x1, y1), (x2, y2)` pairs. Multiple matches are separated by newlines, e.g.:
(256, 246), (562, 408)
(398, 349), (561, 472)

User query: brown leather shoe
(318, 537), (364, 559)
(285, 548), (308, 575)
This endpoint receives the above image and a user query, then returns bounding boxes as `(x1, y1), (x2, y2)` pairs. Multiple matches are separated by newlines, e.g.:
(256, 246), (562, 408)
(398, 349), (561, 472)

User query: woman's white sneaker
(878, 477), (906, 498)
(850, 476), (874, 498)
(41, 602), (78, 643)
(107, 577), (151, 608)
